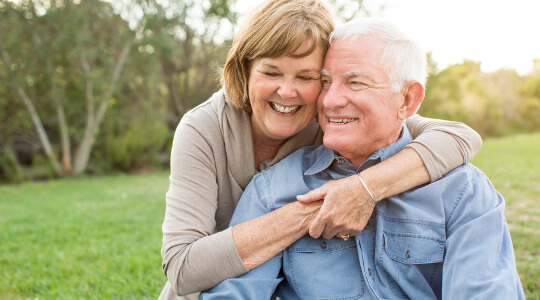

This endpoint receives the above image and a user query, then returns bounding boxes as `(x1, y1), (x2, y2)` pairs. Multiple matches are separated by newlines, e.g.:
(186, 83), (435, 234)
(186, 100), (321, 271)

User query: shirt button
(336, 157), (345, 164)
(368, 268), (372, 276)
(365, 223), (370, 229)
(320, 242), (327, 249)
(405, 250), (411, 259)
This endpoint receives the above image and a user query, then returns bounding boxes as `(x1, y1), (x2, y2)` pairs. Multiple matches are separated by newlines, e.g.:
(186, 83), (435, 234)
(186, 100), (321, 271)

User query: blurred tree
(518, 66), (540, 130)
(0, 0), (238, 181)
(326, 0), (372, 22)
(420, 59), (525, 137)
(130, 0), (236, 126)
(0, 0), (134, 176)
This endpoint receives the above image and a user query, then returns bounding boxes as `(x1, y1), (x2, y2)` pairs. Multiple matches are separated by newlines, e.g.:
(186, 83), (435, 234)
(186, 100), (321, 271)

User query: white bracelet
(358, 173), (377, 205)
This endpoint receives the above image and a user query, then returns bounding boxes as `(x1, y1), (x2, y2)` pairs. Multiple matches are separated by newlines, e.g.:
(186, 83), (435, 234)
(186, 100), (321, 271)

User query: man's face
(318, 35), (405, 166)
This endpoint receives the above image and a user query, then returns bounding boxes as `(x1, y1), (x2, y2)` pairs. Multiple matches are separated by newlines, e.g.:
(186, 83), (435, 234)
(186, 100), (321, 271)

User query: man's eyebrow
(343, 71), (374, 80)
(321, 69), (330, 76)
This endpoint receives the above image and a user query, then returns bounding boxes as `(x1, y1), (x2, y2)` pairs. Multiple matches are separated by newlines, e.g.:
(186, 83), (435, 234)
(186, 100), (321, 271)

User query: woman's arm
(233, 201), (321, 270)
(404, 114), (482, 182)
(297, 115), (482, 239)
(161, 112), (321, 296)
(161, 115), (244, 296)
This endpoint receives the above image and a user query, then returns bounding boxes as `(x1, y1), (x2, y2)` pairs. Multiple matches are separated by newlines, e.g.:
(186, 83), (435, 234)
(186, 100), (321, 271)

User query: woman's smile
(269, 102), (302, 114)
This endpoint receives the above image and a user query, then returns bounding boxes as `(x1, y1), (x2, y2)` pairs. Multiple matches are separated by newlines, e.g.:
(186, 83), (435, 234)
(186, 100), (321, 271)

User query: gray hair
(329, 18), (427, 93)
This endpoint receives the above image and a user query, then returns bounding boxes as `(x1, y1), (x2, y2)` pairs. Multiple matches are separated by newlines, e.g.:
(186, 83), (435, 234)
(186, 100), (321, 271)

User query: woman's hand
(296, 175), (376, 240)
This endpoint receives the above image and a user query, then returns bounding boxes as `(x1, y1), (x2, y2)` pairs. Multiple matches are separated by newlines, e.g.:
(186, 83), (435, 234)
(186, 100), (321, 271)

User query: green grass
(0, 172), (169, 299)
(472, 132), (540, 298)
(1, 132), (539, 299)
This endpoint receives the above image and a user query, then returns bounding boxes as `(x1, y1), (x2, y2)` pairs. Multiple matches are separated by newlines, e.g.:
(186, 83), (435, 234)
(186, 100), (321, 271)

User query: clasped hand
(296, 175), (376, 240)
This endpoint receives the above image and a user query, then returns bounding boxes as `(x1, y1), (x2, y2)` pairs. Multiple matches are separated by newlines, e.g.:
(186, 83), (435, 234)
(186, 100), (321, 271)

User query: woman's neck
(251, 123), (286, 171)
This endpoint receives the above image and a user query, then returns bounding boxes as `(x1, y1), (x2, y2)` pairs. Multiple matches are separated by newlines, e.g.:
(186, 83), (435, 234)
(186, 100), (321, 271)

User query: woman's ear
(398, 81), (425, 120)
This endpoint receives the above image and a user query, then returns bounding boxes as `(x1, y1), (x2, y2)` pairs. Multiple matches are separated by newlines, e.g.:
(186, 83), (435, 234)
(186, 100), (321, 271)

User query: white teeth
(270, 102), (300, 113)
(329, 118), (356, 124)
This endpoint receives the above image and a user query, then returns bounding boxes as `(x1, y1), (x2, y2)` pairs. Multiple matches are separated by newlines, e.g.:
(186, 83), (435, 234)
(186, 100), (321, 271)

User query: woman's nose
(277, 79), (298, 99)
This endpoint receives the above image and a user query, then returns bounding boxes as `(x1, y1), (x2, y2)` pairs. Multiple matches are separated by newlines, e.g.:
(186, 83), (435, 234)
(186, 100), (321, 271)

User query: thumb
(297, 187), (327, 203)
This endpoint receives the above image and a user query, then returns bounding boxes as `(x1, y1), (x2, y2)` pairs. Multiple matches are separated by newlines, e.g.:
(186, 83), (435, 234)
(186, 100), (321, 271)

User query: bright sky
(235, 0), (540, 75)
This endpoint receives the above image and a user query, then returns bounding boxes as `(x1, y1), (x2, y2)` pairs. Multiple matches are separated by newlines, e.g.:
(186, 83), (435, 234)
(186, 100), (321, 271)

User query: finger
(322, 227), (342, 240)
(297, 187), (327, 203)
(308, 213), (326, 238)
(346, 217), (369, 237)
(321, 217), (344, 240)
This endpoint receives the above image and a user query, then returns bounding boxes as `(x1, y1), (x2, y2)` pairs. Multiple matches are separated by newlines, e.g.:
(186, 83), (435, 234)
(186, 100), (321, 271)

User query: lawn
(472, 132), (540, 298)
(0, 132), (539, 299)
(0, 172), (169, 299)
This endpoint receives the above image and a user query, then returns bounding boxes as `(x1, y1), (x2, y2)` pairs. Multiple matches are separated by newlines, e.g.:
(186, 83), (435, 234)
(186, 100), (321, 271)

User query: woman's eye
(263, 72), (280, 77)
(298, 76), (314, 82)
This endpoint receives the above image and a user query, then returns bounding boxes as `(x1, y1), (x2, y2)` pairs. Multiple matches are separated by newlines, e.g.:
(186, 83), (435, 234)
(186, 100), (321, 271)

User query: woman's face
(248, 41), (324, 143)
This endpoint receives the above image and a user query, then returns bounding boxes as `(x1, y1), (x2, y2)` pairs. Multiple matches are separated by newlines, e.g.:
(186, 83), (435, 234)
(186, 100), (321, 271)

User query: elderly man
(200, 18), (524, 299)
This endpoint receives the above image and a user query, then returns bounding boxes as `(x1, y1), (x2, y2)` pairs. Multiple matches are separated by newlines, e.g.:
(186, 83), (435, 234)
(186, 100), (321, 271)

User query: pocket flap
(383, 231), (444, 264)
(289, 235), (356, 253)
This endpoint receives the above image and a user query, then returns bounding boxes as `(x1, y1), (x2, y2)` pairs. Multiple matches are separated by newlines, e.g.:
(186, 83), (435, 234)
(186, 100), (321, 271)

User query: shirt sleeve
(442, 169), (525, 299)
(404, 114), (482, 182)
(161, 114), (247, 296)
(200, 174), (284, 299)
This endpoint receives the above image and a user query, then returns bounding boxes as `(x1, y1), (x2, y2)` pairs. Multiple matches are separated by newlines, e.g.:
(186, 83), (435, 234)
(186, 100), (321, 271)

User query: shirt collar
(304, 125), (413, 176)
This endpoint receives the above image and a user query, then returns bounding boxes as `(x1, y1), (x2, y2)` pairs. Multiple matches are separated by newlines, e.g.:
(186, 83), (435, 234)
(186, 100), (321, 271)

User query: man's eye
(321, 79), (331, 88)
(349, 81), (368, 89)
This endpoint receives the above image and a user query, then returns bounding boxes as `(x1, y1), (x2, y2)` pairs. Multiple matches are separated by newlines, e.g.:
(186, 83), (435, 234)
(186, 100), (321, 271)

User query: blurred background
(0, 0), (538, 299)
(1, 0), (539, 182)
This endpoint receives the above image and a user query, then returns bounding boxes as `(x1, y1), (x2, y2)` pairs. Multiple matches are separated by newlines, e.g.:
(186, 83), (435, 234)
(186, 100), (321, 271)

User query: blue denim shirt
(201, 126), (524, 300)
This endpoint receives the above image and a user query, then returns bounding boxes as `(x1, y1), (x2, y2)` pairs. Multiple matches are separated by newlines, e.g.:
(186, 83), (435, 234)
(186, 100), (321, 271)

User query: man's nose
(321, 83), (347, 108)
(277, 78), (298, 99)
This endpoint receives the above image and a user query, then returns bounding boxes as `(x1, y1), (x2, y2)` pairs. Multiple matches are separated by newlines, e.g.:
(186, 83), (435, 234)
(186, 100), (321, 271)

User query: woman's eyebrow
(261, 63), (318, 74)
(261, 62), (279, 69)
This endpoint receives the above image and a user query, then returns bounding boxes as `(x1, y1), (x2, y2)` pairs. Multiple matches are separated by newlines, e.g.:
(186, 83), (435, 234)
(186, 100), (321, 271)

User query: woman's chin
(267, 127), (302, 140)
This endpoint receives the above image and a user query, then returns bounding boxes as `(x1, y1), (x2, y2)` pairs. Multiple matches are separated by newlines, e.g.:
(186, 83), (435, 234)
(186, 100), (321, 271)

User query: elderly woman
(159, 0), (482, 299)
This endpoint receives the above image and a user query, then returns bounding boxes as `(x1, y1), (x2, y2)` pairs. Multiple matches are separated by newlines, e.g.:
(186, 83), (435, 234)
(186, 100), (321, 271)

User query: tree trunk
(47, 59), (72, 173)
(0, 41), (62, 175)
(73, 41), (133, 175)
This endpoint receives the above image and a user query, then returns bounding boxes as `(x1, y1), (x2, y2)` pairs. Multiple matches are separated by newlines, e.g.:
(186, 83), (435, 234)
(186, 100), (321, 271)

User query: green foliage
(0, 0), (236, 182)
(2, 0), (540, 183)
(518, 72), (540, 130)
(100, 113), (169, 172)
(0, 144), (25, 183)
(420, 60), (534, 137)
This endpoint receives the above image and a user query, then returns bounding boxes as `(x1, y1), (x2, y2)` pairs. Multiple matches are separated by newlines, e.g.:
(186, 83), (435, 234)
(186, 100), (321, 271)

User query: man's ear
(398, 81), (425, 120)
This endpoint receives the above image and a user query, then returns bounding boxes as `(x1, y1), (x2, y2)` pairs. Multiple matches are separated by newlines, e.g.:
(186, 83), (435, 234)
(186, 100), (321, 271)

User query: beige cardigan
(159, 90), (481, 299)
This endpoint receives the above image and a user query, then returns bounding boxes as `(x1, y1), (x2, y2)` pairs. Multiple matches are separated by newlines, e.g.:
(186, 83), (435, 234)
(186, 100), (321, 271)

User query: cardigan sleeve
(161, 112), (247, 297)
(404, 114), (482, 182)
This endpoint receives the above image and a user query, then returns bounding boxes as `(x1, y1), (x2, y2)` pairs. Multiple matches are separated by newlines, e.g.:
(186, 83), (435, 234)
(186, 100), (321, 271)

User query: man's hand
(296, 175), (376, 240)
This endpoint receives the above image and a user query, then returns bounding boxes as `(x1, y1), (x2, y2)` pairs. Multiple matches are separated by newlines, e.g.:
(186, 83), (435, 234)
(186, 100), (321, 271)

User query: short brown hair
(221, 0), (335, 112)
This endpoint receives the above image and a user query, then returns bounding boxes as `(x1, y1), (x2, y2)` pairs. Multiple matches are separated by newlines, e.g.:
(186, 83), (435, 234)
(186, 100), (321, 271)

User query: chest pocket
(383, 232), (444, 264)
(379, 232), (444, 299)
(285, 236), (365, 300)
